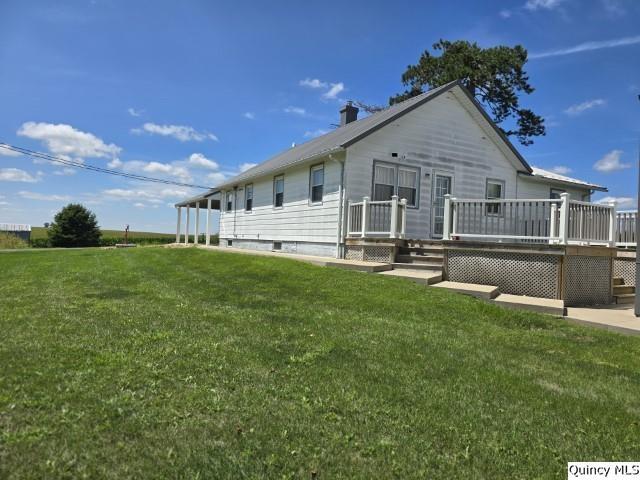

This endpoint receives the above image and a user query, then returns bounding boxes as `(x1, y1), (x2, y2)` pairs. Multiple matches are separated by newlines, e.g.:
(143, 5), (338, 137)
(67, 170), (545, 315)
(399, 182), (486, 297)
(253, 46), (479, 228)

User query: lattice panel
(363, 246), (394, 263)
(563, 256), (612, 306)
(344, 245), (363, 261)
(614, 258), (636, 287)
(447, 251), (560, 299)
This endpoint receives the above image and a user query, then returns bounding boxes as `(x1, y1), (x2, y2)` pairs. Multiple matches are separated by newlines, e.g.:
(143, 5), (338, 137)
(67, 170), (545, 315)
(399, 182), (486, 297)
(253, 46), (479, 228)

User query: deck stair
(613, 277), (636, 305)
(393, 240), (444, 272)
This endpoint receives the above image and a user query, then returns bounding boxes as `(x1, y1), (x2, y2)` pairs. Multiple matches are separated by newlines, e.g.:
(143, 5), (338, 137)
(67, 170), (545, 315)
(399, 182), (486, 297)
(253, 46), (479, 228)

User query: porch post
(194, 203), (200, 245)
(400, 198), (407, 238)
(558, 193), (570, 245)
(184, 206), (190, 245)
(608, 201), (617, 247)
(442, 194), (452, 241)
(206, 198), (212, 246)
(389, 195), (399, 238)
(175, 206), (182, 243)
(549, 202), (558, 244)
(361, 196), (369, 238)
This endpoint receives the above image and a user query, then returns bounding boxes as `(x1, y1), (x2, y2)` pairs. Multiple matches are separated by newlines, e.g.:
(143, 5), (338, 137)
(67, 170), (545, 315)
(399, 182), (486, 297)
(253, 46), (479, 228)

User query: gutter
(517, 171), (607, 192)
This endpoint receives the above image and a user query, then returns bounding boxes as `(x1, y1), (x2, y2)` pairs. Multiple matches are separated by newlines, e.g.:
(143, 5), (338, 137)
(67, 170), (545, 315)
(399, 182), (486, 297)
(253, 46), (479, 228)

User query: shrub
(0, 232), (28, 249)
(48, 204), (102, 248)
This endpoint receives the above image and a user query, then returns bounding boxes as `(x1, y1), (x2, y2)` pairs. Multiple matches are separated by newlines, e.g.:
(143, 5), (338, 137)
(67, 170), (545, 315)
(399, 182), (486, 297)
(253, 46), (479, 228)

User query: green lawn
(1, 247), (639, 478)
(30, 227), (175, 240)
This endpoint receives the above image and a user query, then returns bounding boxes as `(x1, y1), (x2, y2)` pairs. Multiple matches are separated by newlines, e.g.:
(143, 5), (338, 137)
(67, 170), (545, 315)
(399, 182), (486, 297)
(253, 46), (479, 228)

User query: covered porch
(174, 190), (220, 246)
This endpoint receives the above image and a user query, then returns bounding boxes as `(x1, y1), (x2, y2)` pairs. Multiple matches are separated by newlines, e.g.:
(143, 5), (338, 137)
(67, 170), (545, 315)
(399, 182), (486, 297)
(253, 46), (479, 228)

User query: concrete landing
(565, 305), (640, 335)
(379, 269), (442, 285)
(432, 281), (499, 300)
(494, 294), (565, 316)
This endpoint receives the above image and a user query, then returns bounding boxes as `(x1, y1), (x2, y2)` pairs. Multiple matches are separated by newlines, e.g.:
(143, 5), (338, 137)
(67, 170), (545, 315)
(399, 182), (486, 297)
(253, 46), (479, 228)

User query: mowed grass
(30, 226), (175, 240)
(1, 248), (639, 479)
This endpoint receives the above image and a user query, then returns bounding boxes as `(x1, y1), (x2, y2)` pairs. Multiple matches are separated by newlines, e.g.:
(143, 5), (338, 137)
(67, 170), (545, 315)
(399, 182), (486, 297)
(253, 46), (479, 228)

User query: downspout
(330, 154), (345, 259)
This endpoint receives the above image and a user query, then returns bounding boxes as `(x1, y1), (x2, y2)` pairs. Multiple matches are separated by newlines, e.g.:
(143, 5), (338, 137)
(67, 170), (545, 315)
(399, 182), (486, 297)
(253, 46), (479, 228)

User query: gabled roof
(525, 167), (607, 192)
(216, 81), (533, 189)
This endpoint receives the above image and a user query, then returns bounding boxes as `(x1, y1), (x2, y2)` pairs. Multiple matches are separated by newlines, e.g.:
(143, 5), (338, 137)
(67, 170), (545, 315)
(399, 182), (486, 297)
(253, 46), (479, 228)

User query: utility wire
(0, 142), (212, 189)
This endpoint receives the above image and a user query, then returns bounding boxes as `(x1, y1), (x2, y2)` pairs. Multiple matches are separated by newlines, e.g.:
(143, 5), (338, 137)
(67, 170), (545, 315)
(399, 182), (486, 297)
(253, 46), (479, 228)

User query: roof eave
(518, 171), (608, 192)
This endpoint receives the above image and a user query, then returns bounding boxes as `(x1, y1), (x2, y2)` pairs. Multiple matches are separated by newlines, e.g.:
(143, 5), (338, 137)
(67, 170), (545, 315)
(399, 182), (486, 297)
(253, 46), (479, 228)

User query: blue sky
(0, 0), (639, 233)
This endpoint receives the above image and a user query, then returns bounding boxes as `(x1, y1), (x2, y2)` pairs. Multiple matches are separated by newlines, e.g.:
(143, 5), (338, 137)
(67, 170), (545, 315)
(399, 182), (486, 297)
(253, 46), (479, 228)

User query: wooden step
(432, 281), (500, 300)
(404, 239), (444, 248)
(379, 269), (442, 285)
(396, 254), (443, 264)
(391, 262), (443, 271)
(398, 246), (444, 255)
(613, 285), (635, 295)
(494, 294), (566, 316)
(613, 277), (625, 286)
(614, 294), (635, 305)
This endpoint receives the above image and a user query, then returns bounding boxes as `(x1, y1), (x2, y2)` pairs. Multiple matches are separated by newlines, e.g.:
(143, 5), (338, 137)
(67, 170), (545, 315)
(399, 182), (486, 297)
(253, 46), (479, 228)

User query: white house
(175, 80), (607, 258)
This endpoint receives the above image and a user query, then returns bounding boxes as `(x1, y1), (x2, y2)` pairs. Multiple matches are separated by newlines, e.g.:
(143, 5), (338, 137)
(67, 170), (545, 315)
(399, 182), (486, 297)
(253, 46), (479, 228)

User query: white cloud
(284, 106), (306, 116)
(0, 144), (22, 156)
(0, 168), (40, 183)
(103, 187), (190, 201)
(304, 129), (329, 138)
(207, 172), (226, 185)
(119, 160), (192, 182)
(239, 162), (257, 172)
(499, 9), (512, 18)
(0, 201), (9, 206)
(564, 99), (606, 116)
(525, 0), (563, 10)
(17, 122), (121, 159)
(133, 123), (218, 142)
(134, 202), (146, 208)
(53, 167), (77, 176)
(550, 166), (572, 174)
(243, 112), (256, 120)
(188, 153), (219, 170)
(530, 35), (640, 59)
(323, 82), (345, 100)
(595, 196), (636, 208)
(299, 78), (328, 89)
(127, 107), (143, 117)
(18, 191), (71, 201)
(108, 158), (123, 168)
(593, 149), (631, 172)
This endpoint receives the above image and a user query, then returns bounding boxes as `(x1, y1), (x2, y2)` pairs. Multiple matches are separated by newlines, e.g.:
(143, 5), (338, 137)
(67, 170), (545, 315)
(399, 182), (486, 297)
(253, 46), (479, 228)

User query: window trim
(244, 183), (254, 212)
(309, 163), (325, 205)
(371, 160), (420, 209)
(273, 174), (285, 209)
(225, 191), (233, 213)
(485, 178), (505, 217)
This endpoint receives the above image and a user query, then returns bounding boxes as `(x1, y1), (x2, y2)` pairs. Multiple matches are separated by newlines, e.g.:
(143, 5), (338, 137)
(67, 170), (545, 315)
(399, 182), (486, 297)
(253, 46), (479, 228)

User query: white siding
(344, 91), (522, 239)
(219, 155), (343, 249)
(516, 176), (591, 201)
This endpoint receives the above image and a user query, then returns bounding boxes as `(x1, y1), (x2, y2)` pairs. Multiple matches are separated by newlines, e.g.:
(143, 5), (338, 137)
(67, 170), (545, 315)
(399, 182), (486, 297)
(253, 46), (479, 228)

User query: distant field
(30, 227), (174, 240)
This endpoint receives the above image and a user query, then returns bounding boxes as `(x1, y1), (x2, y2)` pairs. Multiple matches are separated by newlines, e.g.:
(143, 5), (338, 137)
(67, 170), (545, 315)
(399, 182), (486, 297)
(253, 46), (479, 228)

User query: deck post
(389, 195), (399, 238)
(443, 194), (452, 241)
(549, 202), (558, 243)
(206, 198), (212, 246)
(400, 198), (407, 238)
(184, 206), (190, 245)
(194, 203), (200, 245)
(361, 196), (369, 238)
(558, 193), (570, 245)
(175, 206), (182, 243)
(608, 201), (617, 247)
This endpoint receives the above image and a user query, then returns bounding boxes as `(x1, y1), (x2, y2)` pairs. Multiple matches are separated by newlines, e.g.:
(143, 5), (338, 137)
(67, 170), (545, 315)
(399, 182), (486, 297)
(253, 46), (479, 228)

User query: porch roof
(523, 167), (608, 192)
(174, 190), (221, 209)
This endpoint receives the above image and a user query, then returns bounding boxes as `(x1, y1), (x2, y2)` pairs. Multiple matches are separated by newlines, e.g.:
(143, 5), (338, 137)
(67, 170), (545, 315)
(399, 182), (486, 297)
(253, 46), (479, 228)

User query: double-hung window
(245, 184), (253, 212)
(309, 164), (324, 204)
(486, 179), (505, 215)
(550, 188), (565, 199)
(226, 191), (233, 212)
(274, 175), (284, 208)
(372, 162), (419, 207)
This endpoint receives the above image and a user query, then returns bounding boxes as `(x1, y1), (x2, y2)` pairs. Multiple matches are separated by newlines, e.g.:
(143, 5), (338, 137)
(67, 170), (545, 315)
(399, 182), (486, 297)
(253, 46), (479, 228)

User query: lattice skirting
(446, 251), (560, 299)
(563, 256), (612, 306)
(344, 245), (395, 263)
(614, 258), (636, 287)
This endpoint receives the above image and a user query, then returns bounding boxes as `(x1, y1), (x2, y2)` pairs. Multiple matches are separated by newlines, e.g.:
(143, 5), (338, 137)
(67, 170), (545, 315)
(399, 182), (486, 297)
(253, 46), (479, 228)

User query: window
(550, 188), (565, 199)
(310, 164), (324, 203)
(486, 179), (505, 215)
(245, 184), (253, 212)
(372, 162), (419, 207)
(398, 168), (418, 207)
(273, 241), (282, 251)
(226, 239), (233, 247)
(274, 175), (284, 208)
(225, 191), (233, 212)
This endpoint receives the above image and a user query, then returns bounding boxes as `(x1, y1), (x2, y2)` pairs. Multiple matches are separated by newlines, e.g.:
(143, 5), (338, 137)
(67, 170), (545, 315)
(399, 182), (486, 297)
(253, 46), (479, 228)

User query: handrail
(347, 195), (407, 239)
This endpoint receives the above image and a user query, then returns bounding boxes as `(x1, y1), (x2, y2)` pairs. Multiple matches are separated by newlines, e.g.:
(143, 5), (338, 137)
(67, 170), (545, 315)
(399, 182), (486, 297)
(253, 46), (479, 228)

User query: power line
(0, 142), (212, 189)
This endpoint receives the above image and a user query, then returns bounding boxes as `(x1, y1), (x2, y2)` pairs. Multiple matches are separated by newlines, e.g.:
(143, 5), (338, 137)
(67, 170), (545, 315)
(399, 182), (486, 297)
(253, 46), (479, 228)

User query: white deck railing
(347, 195), (407, 238)
(443, 193), (618, 246)
(616, 211), (637, 247)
